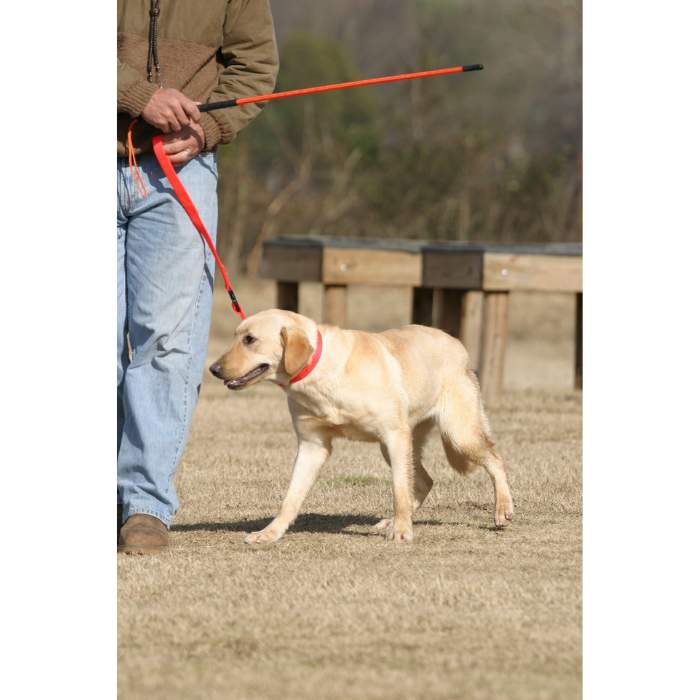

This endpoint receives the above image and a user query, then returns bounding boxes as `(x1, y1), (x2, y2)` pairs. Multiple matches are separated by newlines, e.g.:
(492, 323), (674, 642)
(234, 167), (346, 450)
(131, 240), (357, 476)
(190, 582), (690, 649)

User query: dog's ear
(280, 326), (314, 377)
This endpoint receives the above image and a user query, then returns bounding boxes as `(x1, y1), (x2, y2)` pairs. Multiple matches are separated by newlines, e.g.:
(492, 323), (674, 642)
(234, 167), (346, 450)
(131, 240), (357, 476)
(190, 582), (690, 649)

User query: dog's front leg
(383, 426), (415, 542)
(244, 437), (332, 545)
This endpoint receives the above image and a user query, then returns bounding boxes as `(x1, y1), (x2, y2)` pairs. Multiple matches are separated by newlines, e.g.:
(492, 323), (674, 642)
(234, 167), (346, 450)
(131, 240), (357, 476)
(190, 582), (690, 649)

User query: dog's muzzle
(221, 364), (270, 390)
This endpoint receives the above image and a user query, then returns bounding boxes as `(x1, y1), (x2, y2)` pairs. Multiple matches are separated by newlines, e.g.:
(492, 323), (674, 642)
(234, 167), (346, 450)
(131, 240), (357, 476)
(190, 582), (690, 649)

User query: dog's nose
(209, 363), (223, 377)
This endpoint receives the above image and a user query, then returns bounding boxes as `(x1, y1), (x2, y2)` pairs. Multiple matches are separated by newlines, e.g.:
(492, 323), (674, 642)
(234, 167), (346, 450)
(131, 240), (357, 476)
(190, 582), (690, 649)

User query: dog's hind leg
(438, 373), (514, 527)
(375, 420), (435, 531)
(481, 448), (514, 527)
(245, 435), (332, 545)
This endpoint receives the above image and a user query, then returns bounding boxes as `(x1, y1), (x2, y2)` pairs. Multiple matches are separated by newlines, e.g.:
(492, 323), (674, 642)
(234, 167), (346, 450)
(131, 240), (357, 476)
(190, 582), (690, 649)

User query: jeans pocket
(198, 151), (218, 178)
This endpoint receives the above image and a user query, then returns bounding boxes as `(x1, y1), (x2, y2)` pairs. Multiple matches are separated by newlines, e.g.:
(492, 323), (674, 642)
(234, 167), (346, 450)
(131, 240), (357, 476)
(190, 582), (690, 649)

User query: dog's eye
(244, 335), (256, 345)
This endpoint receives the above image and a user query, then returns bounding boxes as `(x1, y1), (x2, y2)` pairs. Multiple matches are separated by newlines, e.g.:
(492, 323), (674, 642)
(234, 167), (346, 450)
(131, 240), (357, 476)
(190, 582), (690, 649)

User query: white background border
(1, 1), (114, 697)
(583, 0), (699, 696)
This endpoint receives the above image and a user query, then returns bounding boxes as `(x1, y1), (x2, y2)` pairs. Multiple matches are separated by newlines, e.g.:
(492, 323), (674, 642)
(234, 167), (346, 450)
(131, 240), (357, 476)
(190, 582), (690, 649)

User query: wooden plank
(425, 241), (582, 256)
(412, 288), (434, 326)
(276, 281), (299, 313)
(422, 251), (483, 289)
(324, 285), (347, 328)
(322, 248), (422, 286)
(483, 253), (582, 292)
(260, 245), (322, 282)
(434, 289), (462, 338)
(479, 292), (509, 402)
(323, 238), (424, 253)
(461, 291), (484, 372)
(575, 292), (583, 390)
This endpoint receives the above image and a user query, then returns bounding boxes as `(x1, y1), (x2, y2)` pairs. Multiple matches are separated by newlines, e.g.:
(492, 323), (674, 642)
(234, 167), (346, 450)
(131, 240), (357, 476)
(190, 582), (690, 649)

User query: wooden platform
(261, 238), (582, 401)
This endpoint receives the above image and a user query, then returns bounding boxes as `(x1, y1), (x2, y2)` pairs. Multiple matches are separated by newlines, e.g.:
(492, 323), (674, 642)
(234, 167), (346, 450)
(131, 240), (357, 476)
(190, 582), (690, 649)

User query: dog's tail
(436, 364), (494, 474)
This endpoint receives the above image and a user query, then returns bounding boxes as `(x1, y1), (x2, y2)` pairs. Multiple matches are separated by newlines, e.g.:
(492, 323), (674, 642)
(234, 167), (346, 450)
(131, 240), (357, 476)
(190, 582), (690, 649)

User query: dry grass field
(118, 280), (582, 700)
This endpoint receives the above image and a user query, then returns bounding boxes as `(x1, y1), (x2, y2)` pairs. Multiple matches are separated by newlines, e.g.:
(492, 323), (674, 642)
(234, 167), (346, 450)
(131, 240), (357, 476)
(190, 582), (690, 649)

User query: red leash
(151, 134), (245, 320)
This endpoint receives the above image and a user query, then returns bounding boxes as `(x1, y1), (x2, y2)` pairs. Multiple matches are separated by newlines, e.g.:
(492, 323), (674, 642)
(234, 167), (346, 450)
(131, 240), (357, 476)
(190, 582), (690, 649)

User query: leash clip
(228, 289), (242, 314)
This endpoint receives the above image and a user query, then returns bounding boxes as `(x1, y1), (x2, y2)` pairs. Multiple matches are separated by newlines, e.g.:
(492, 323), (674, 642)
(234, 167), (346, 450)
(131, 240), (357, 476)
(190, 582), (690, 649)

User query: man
(117, 0), (279, 553)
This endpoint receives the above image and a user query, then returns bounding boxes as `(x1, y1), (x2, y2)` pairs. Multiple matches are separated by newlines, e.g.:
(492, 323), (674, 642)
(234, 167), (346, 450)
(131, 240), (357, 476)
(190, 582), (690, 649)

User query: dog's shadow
(171, 513), (446, 537)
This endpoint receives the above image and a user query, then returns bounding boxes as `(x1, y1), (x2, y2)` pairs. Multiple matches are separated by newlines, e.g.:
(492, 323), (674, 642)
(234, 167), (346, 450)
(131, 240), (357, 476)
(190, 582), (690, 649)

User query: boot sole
(117, 544), (168, 555)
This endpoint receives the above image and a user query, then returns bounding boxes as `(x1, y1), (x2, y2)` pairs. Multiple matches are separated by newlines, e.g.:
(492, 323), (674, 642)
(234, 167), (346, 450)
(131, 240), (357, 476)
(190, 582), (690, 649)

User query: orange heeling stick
(198, 64), (483, 112)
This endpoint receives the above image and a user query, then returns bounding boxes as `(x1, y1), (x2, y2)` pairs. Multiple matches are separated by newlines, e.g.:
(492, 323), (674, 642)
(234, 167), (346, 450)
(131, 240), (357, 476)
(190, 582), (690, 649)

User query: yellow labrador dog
(210, 310), (513, 544)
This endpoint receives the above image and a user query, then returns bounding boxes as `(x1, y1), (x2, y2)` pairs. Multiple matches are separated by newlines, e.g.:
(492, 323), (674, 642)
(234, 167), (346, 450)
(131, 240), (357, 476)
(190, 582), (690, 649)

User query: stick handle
(198, 64), (483, 113)
(198, 99), (239, 113)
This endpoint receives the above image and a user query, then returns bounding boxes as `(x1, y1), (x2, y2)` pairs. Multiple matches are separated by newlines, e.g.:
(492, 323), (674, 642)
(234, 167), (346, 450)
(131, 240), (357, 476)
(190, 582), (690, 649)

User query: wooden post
(461, 291), (484, 373)
(575, 292), (583, 390)
(480, 292), (509, 402)
(276, 281), (299, 313)
(324, 285), (347, 327)
(434, 289), (462, 338)
(412, 288), (434, 326)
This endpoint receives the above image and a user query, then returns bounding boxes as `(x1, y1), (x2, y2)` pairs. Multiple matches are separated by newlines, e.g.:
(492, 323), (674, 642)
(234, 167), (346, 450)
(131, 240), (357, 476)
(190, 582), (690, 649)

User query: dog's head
(209, 310), (317, 390)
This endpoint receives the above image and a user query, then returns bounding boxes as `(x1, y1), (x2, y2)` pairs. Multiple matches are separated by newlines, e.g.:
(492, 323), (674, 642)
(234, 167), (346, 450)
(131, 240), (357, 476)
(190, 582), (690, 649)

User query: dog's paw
(373, 518), (394, 530)
(244, 528), (283, 545)
(494, 500), (514, 527)
(386, 528), (413, 543)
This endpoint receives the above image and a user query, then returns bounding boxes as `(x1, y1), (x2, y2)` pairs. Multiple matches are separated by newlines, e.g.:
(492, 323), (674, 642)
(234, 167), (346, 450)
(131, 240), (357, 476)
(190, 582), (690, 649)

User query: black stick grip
(462, 64), (484, 72)
(198, 99), (238, 113)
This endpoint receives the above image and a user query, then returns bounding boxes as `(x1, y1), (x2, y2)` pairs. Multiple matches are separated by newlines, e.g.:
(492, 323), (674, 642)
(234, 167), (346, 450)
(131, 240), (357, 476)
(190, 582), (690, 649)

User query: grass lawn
(118, 280), (582, 700)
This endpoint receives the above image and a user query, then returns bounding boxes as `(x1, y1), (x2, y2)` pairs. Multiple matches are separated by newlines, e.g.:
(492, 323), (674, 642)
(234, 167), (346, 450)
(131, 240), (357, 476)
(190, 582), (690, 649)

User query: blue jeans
(117, 151), (218, 528)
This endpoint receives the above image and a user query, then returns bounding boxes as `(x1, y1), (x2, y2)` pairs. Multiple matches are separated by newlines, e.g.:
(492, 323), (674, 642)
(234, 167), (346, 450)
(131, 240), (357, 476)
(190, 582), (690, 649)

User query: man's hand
(161, 123), (206, 165)
(141, 88), (200, 133)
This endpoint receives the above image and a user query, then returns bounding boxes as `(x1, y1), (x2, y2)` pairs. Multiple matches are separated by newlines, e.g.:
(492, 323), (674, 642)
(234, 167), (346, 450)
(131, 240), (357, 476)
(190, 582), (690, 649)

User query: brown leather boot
(117, 504), (124, 543)
(117, 514), (169, 554)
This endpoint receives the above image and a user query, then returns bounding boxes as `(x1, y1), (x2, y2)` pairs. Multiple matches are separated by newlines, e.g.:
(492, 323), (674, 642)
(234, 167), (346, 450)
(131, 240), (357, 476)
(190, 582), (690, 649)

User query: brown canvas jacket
(117, 0), (279, 156)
